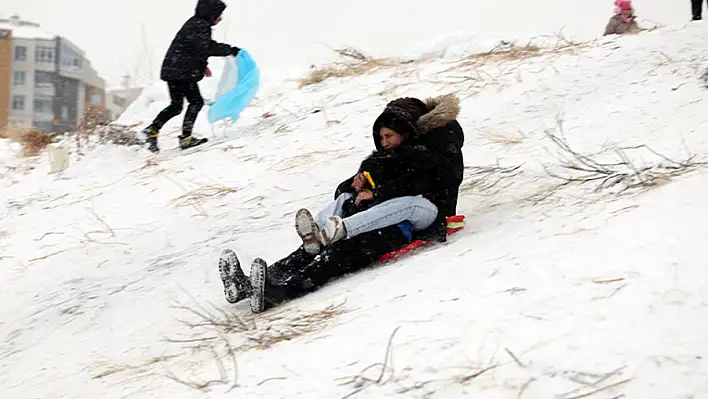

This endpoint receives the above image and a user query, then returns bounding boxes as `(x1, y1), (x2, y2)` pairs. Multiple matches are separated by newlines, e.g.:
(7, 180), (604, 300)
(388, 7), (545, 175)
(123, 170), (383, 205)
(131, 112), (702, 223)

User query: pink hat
(618, 1), (632, 10)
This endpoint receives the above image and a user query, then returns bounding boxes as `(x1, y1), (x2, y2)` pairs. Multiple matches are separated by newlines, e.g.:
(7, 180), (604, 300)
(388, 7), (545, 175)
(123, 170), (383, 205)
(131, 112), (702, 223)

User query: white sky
(2, 0), (690, 86)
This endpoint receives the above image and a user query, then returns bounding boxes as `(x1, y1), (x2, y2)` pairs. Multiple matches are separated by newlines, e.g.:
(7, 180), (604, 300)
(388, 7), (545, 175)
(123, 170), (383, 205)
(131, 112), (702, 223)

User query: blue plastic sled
(207, 49), (260, 124)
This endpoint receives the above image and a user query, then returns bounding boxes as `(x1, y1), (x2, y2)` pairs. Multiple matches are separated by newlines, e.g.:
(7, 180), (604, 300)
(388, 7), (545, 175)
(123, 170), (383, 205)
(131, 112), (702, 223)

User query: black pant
(693, 0), (707, 18)
(264, 225), (410, 306)
(151, 81), (204, 136)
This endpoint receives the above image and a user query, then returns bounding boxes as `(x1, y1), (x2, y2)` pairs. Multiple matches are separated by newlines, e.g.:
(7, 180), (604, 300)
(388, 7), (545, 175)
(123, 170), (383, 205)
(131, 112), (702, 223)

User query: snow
(0, 139), (22, 168)
(3, 21), (708, 399)
(0, 23), (55, 40)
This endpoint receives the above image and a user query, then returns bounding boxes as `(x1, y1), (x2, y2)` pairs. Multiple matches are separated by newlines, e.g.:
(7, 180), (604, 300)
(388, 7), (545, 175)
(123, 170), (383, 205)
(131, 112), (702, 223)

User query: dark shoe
(250, 258), (268, 313)
(692, 15), (702, 21)
(178, 135), (208, 150)
(218, 249), (252, 304)
(142, 125), (159, 153)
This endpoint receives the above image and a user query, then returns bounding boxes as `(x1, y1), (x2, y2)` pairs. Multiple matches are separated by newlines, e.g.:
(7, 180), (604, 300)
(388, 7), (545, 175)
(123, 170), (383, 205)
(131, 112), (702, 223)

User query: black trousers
(264, 225), (410, 306)
(693, 0), (707, 18)
(152, 81), (204, 136)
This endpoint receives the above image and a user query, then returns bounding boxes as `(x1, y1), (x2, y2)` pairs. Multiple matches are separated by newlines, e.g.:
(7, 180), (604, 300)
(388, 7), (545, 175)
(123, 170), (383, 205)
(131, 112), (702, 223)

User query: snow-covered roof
(0, 22), (55, 40)
(106, 85), (146, 92)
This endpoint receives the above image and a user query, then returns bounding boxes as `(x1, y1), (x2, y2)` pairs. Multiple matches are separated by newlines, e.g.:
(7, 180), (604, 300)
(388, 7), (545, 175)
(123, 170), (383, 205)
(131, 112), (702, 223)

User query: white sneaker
(323, 216), (347, 245)
(295, 209), (325, 255)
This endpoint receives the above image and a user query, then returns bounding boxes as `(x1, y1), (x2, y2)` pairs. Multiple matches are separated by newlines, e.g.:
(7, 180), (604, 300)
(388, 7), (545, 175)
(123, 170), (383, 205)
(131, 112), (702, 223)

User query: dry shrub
(541, 117), (706, 197)
(0, 124), (53, 156)
(77, 104), (109, 132)
(95, 123), (143, 146)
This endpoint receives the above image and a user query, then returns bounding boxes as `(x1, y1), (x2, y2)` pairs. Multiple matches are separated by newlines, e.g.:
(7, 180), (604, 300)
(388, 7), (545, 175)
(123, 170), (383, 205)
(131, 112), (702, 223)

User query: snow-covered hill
(2, 23), (708, 399)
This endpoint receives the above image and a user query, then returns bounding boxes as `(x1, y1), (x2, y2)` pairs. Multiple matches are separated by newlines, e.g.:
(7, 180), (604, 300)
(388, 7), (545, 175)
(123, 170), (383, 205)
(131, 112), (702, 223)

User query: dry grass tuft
(174, 299), (347, 352)
(481, 129), (526, 146)
(246, 304), (345, 350)
(168, 185), (241, 208)
(298, 45), (406, 87)
(299, 59), (396, 88)
(91, 355), (178, 380)
(0, 124), (53, 156)
(464, 43), (543, 64)
(452, 36), (588, 72)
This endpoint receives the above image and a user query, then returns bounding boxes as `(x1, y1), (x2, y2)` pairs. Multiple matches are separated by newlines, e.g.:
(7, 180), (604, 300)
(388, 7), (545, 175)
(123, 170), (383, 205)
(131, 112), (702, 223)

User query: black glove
(230, 46), (241, 56)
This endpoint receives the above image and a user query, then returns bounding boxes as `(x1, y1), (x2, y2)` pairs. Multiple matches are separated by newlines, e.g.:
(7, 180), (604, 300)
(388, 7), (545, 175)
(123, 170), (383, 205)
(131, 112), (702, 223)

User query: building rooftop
(0, 15), (55, 40)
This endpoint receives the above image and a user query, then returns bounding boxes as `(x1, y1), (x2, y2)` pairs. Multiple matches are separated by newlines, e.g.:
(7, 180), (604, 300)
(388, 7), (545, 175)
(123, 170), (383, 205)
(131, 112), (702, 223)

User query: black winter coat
(335, 143), (456, 241)
(411, 94), (464, 216)
(414, 119), (465, 216)
(336, 93), (465, 218)
(160, 0), (235, 82)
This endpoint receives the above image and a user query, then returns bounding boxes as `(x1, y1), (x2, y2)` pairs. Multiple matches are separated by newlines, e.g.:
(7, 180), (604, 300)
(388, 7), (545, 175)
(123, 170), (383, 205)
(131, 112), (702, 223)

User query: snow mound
(3, 22), (708, 399)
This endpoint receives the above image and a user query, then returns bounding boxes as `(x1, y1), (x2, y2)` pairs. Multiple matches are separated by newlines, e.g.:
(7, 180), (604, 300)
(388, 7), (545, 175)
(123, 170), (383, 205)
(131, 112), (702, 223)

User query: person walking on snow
(141, 0), (241, 153)
(604, 1), (640, 36)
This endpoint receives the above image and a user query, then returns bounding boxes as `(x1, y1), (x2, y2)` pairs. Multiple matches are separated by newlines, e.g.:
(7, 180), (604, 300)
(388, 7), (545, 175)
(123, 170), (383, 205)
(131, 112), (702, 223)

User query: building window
(33, 121), (54, 132)
(14, 46), (27, 61)
(91, 92), (103, 106)
(13, 71), (25, 85)
(34, 96), (53, 113)
(36, 46), (55, 63)
(35, 71), (54, 87)
(12, 95), (25, 110)
(61, 44), (82, 70)
(112, 95), (127, 107)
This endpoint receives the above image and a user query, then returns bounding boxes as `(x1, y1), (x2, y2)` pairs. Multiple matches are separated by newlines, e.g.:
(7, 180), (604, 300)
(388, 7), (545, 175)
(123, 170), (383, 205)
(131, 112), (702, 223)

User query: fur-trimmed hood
(417, 93), (461, 135)
(372, 93), (461, 150)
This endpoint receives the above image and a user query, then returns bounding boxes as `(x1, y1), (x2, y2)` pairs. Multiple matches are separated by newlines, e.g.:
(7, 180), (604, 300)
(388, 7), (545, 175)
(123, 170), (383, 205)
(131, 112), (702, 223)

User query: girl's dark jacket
(160, 0), (236, 82)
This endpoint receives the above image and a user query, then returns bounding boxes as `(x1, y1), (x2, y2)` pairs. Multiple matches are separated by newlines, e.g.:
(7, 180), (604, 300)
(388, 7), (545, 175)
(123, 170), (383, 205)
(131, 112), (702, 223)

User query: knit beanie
(371, 98), (428, 150)
(386, 97), (429, 122)
(618, 1), (632, 10)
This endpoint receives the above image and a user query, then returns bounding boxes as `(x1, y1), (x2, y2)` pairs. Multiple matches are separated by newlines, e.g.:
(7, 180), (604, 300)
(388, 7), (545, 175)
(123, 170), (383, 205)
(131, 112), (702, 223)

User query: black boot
(249, 258), (268, 313)
(178, 134), (208, 150)
(142, 125), (160, 153)
(219, 249), (252, 304)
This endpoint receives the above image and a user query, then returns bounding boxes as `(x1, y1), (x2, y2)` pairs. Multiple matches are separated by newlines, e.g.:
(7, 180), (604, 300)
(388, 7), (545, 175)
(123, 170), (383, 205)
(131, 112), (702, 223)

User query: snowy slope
(2, 23), (708, 399)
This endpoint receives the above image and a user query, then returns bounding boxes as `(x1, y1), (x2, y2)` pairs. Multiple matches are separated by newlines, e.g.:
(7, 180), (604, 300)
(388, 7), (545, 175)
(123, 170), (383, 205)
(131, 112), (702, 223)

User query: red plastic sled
(378, 215), (466, 263)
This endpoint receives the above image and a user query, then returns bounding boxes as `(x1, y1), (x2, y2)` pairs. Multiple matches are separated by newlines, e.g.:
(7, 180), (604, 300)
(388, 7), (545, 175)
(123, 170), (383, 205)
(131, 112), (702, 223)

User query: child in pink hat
(605, 1), (640, 35)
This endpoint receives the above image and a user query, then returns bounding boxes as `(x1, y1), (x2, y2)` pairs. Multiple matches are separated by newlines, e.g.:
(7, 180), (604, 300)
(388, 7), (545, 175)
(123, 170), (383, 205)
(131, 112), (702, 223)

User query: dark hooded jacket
(160, 0), (235, 82)
(334, 94), (464, 240)
(334, 105), (457, 241)
(413, 93), (465, 206)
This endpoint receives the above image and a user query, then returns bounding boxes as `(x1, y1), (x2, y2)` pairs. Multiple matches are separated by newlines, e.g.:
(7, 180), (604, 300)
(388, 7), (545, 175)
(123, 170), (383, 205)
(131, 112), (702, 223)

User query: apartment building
(1, 15), (107, 132)
(106, 76), (143, 122)
(0, 29), (11, 127)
